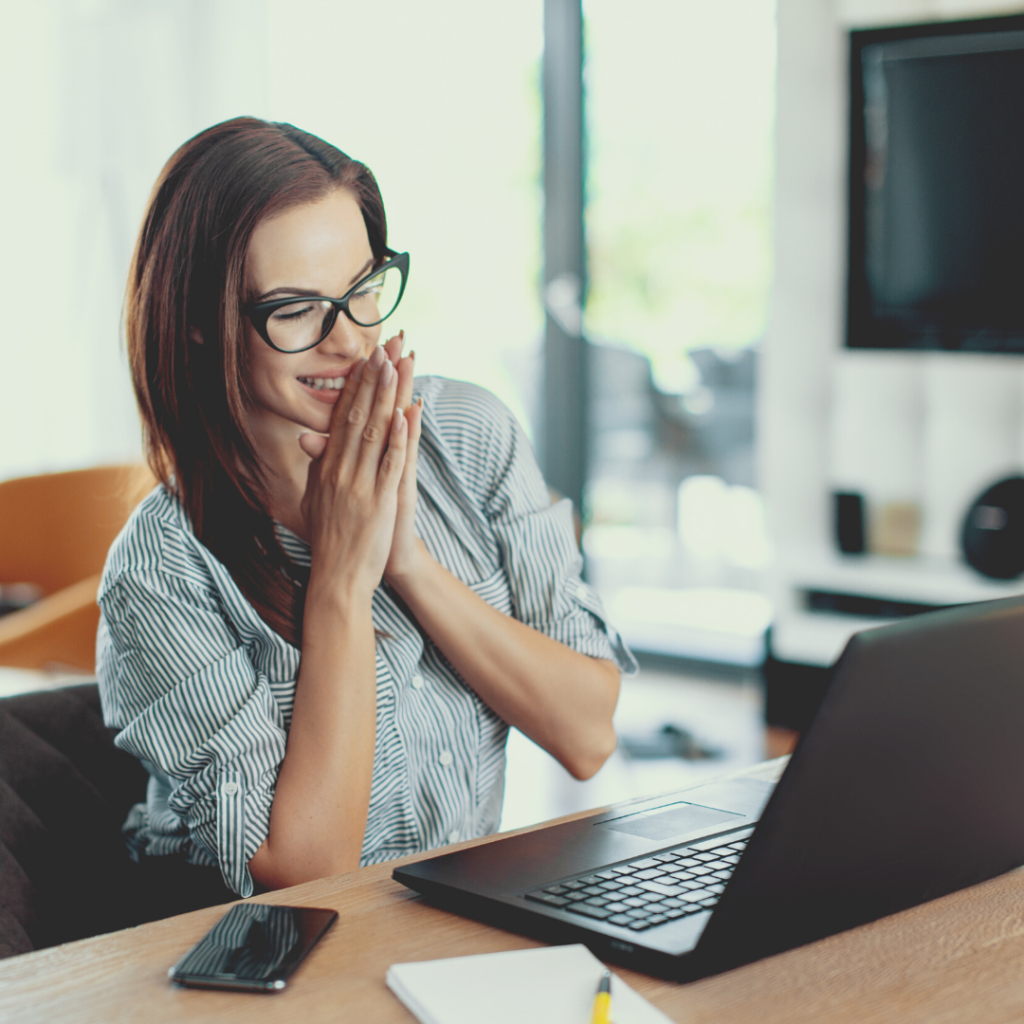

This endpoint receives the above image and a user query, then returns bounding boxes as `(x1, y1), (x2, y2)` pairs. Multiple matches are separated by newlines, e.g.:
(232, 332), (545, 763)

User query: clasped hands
(297, 334), (426, 601)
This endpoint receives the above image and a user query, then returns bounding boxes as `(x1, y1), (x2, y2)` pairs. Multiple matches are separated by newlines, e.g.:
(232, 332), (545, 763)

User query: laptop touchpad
(601, 801), (743, 841)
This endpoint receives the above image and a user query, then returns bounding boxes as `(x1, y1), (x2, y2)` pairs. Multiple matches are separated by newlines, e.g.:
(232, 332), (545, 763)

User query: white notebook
(386, 944), (673, 1024)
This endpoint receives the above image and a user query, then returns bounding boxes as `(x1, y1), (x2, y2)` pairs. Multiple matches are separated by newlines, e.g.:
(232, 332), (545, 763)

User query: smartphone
(168, 903), (338, 992)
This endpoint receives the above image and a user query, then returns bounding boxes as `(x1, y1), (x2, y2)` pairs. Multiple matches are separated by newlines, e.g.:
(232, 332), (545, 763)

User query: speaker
(834, 492), (866, 555)
(961, 476), (1024, 580)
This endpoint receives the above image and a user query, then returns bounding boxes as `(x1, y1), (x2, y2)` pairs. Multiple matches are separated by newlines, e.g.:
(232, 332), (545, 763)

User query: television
(847, 14), (1024, 352)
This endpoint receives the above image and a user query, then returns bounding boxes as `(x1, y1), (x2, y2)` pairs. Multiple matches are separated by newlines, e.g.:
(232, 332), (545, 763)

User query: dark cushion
(0, 683), (242, 960)
(0, 683), (148, 956)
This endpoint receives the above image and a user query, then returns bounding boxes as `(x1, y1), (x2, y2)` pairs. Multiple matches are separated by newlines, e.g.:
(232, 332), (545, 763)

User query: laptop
(394, 595), (1024, 981)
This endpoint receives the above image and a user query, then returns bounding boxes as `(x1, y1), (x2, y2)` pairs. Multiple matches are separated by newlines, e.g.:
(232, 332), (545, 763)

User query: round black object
(961, 476), (1024, 579)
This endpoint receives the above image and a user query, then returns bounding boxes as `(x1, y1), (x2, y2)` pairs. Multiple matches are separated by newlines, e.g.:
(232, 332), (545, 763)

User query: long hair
(126, 117), (388, 644)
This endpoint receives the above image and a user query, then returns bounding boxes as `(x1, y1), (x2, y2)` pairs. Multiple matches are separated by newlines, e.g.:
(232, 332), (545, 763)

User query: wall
(760, 0), (1024, 564)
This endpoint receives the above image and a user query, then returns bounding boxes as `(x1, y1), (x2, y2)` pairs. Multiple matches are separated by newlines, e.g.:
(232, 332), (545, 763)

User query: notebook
(386, 943), (672, 1024)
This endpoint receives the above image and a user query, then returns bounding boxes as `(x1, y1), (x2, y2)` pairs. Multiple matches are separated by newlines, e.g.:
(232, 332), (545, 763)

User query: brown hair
(126, 117), (388, 643)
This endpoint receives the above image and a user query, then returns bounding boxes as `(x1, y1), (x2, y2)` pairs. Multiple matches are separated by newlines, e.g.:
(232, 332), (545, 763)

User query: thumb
(298, 431), (329, 459)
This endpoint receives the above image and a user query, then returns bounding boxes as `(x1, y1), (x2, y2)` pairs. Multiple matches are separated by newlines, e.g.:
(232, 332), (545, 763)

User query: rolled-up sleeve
(481, 403), (638, 675)
(97, 570), (285, 896)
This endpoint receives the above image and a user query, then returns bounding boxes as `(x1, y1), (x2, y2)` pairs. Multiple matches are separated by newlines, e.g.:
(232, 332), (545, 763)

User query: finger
(395, 350), (415, 413)
(322, 358), (366, 463)
(377, 407), (409, 494)
(351, 347), (400, 478)
(298, 431), (329, 460)
(383, 330), (405, 367)
(337, 346), (390, 469)
(397, 398), (422, 505)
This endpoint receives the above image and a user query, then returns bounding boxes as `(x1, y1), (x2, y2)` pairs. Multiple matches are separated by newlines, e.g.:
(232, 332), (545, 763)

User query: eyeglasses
(243, 250), (410, 353)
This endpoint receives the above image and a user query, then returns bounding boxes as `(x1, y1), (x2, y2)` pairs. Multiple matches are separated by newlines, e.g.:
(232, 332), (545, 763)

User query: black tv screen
(847, 15), (1024, 351)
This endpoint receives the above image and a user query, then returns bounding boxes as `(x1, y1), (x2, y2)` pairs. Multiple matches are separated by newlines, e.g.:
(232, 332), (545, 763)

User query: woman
(98, 117), (634, 906)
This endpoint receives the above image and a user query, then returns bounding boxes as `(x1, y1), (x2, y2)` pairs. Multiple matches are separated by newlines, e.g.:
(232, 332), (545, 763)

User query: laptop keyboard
(523, 829), (752, 933)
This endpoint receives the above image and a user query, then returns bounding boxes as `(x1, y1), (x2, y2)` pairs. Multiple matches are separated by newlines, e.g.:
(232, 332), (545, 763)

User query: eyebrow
(255, 257), (376, 302)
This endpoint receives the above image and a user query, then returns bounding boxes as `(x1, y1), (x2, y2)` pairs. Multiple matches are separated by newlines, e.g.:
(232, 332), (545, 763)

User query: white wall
(760, 0), (1024, 562)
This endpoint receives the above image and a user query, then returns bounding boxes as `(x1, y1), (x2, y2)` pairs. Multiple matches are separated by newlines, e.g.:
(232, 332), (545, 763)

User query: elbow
(564, 722), (618, 781)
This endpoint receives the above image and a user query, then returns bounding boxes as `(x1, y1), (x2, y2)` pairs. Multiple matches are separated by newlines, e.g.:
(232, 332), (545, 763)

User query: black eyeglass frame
(243, 250), (410, 354)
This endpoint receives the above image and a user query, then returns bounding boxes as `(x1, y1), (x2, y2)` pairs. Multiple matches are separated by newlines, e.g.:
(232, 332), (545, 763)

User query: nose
(318, 309), (378, 358)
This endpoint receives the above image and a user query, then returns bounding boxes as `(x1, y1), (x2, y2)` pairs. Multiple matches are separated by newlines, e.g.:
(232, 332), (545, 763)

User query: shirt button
(221, 781), (238, 797)
(411, 674), (424, 689)
(448, 830), (459, 843)
(439, 750), (454, 766)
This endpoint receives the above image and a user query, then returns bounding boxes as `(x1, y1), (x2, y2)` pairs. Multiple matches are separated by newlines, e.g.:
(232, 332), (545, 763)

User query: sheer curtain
(0, 0), (268, 481)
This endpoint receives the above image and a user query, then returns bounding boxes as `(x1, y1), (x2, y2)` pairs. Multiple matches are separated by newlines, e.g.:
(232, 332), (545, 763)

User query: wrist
(384, 539), (434, 599)
(305, 570), (376, 619)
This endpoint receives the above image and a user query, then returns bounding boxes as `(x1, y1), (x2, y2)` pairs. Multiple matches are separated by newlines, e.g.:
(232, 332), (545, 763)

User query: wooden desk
(3, 761), (1024, 1023)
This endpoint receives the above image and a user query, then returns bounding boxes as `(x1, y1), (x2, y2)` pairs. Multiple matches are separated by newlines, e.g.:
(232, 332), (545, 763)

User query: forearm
(389, 545), (620, 780)
(249, 583), (377, 889)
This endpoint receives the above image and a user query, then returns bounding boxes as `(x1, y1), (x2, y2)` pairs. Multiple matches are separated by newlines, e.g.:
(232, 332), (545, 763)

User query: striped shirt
(97, 377), (636, 897)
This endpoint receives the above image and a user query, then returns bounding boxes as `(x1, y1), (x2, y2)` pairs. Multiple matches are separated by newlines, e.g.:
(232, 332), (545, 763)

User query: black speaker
(834, 492), (866, 555)
(961, 476), (1024, 580)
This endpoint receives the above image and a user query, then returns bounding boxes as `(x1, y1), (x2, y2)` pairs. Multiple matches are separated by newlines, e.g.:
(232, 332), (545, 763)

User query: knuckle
(363, 425), (381, 443)
(347, 406), (367, 426)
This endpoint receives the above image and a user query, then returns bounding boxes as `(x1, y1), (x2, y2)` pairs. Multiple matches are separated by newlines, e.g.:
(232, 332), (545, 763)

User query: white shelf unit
(770, 548), (1024, 667)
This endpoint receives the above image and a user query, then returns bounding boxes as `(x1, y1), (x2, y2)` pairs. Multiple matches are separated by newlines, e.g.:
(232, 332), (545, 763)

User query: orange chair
(0, 465), (155, 672)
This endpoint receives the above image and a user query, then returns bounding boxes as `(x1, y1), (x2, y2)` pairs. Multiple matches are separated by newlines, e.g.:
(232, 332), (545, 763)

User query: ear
(189, 326), (204, 346)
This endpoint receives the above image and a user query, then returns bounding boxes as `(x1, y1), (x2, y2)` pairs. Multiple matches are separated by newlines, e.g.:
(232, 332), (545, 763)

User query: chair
(0, 684), (149, 957)
(0, 465), (154, 672)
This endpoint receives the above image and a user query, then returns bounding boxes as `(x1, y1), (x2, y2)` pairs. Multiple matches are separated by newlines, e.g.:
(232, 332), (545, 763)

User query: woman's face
(242, 188), (382, 445)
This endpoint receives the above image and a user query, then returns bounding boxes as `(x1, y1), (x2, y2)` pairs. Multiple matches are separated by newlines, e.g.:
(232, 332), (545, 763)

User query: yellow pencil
(591, 969), (612, 1024)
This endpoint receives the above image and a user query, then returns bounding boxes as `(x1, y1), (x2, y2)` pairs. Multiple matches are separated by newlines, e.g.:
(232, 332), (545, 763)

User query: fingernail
(298, 430), (311, 440)
(380, 359), (394, 387)
(410, 349), (416, 361)
(369, 346), (385, 368)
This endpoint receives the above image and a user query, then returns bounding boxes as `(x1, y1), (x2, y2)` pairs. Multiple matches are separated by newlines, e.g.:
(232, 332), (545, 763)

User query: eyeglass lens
(264, 264), (404, 351)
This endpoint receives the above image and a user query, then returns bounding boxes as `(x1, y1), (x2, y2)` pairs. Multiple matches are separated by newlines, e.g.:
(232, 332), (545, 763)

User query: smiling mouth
(298, 376), (345, 391)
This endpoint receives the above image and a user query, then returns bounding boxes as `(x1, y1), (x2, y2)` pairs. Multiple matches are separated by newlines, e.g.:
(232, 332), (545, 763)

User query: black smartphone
(168, 903), (338, 992)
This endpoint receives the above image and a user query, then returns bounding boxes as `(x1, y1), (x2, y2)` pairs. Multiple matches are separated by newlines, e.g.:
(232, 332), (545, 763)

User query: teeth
(300, 376), (345, 390)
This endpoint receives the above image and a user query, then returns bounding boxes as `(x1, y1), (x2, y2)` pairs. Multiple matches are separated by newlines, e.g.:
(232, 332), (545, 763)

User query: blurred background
(4, 0), (1024, 830)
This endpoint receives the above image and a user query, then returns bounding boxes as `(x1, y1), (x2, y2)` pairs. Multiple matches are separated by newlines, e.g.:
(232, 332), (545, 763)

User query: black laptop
(394, 595), (1024, 980)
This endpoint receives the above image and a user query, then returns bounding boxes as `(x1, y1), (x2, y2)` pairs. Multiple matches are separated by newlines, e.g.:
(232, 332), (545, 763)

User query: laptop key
(632, 858), (661, 869)
(618, 886), (644, 897)
(543, 884), (569, 895)
(566, 902), (613, 920)
(584, 896), (610, 908)
(582, 886), (605, 896)
(604, 902), (630, 913)
(609, 914), (633, 926)
(646, 914), (668, 926)
(563, 880), (587, 890)
(564, 891), (587, 901)
(622, 897), (647, 908)
(664, 908), (687, 919)
(595, 870), (619, 880)
(654, 852), (681, 863)
(639, 892), (665, 904)
(599, 880), (623, 892)
(611, 865), (636, 876)
(626, 907), (653, 919)
(628, 919), (654, 931)
(677, 856), (701, 867)
(580, 874), (605, 885)
(679, 890), (711, 904)
(525, 892), (571, 907)
(633, 869), (664, 881)
(638, 880), (687, 897)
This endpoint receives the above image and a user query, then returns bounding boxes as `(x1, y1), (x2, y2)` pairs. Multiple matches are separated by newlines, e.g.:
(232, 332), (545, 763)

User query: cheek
(242, 327), (290, 399)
